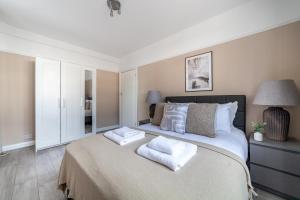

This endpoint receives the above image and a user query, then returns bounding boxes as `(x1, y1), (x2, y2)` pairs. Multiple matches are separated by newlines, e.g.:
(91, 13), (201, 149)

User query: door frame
(119, 69), (138, 127)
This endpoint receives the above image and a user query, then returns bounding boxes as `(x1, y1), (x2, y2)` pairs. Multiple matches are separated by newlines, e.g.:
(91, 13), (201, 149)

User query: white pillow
(219, 101), (238, 128)
(230, 101), (238, 127)
(215, 104), (232, 134)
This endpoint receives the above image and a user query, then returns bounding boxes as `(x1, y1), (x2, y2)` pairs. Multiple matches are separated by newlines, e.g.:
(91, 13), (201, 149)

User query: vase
(254, 132), (263, 142)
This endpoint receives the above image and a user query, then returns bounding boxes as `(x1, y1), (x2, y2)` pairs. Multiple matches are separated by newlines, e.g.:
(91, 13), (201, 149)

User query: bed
(138, 123), (248, 161)
(58, 95), (255, 200)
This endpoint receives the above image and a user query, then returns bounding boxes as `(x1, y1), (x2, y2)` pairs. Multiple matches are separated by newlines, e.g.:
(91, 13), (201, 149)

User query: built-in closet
(35, 57), (96, 151)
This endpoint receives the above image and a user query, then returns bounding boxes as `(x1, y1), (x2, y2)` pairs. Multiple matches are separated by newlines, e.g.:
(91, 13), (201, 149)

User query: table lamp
(253, 80), (300, 141)
(146, 90), (161, 120)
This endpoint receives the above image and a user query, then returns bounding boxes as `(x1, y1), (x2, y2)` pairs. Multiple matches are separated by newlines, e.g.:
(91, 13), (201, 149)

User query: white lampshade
(146, 90), (161, 104)
(253, 80), (300, 106)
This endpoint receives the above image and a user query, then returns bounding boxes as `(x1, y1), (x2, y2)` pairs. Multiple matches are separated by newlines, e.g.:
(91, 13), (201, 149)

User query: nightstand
(249, 136), (300, 199)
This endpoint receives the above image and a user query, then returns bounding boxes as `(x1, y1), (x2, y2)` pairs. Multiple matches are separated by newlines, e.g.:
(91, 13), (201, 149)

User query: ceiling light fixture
(107, 0), (121, 17)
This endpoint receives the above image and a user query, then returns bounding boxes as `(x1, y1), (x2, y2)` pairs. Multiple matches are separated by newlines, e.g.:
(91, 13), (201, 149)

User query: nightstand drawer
(250, 144), (300, 176)
(251, 164), (300, 198)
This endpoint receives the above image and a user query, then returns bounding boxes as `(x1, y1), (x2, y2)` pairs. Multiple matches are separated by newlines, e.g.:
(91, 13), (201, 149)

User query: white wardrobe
(35, 57), (93, 151)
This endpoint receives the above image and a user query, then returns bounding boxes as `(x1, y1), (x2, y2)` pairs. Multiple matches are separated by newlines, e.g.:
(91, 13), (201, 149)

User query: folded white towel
(147, 136), (185, 156)
(113, 127), (140, 138)
(104, 131), (145, 146)
(137, 140), (197, 171)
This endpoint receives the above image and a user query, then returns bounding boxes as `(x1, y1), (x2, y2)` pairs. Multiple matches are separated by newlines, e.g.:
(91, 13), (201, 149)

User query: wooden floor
(0, 145), (285, 200)
(0, 146), (65, 200)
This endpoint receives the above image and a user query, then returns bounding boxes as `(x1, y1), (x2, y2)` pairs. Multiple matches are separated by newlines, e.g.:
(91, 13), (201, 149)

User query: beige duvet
(58, 131), (254, 200)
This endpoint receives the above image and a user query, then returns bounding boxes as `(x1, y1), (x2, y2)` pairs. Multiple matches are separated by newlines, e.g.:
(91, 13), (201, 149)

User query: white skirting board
(2, 125), (119, 151)
(2, 140), (35, 152)
(96, 125), (120, 133)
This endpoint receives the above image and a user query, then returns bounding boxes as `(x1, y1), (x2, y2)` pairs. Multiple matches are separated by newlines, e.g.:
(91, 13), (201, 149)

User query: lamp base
(149, 104), (156, 119)
(263, 107), (290, 141)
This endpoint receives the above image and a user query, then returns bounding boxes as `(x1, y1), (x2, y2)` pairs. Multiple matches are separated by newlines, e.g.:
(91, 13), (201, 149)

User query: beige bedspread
(58, 131), (255, 200)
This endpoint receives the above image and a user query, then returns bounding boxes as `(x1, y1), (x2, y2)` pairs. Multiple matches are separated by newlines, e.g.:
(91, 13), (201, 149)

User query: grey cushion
(186, 103), (217, 138)
(160, 103), (189, 134)
(152, 103), (165, 126)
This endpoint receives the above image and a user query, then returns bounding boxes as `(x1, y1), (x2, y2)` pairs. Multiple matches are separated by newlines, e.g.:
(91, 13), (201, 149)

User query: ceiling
(0, 0), (251, 58)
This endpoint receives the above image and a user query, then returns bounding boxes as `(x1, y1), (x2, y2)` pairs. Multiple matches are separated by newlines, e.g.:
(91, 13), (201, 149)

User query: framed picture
(185, 51), (212, 92)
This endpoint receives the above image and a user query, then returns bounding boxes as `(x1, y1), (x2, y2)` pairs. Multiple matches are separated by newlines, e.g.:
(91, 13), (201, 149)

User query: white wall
(1, 0), (300, 72)
(120, 0), (300, 70)
(0, 22), (120, 72)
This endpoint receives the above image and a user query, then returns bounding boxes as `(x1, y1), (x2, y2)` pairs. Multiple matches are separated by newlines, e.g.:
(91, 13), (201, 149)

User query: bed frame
(165, 95), (246, 132)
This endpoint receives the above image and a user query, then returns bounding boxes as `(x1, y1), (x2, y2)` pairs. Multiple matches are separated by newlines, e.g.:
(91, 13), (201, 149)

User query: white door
(35, 58), (61, 150)
(61, 62), (84, 143)
(120, 70), (137, 127)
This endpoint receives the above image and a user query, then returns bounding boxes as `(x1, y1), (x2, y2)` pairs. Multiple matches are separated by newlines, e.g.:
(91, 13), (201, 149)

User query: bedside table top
(250, 135), (300, 153)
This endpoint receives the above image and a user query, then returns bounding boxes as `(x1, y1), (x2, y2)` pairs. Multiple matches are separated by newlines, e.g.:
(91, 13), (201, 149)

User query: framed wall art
(185, 51), (212, 92)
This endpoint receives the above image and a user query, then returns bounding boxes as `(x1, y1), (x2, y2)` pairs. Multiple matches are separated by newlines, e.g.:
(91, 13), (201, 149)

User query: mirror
(85, 70), (93, 134)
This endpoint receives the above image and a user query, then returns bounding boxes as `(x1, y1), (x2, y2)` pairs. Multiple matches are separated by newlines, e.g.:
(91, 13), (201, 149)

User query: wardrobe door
(61, 62), (85, 143)
(35, 58), (61, 151)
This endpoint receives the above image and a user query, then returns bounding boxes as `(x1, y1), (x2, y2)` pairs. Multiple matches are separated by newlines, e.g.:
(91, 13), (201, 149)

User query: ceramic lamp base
(263, 107), (290, 141)
(149, 104), (156, 119)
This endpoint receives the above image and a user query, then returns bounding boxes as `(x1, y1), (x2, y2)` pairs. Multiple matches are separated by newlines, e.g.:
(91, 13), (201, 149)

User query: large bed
(138, 123), (248, 161)
(58, 95), (255, 200)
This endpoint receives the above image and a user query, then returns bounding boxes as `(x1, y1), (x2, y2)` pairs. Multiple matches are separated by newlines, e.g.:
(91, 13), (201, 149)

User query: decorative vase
(254, 132), (263, 142)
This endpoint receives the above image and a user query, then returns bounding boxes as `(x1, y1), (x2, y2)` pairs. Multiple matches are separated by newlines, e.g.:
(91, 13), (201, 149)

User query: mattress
(138, 124), (248, 161)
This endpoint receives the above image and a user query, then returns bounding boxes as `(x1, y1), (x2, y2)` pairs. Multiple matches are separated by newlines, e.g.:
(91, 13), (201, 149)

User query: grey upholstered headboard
(165, 95), (246, 132)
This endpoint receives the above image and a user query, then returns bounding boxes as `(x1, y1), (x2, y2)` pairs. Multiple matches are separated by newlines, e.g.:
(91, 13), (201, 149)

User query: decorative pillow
(152, 103), (165, 126)
(214, 104), (232, 134)
(186, 103), (217, 137)
(160, 103), (189, 134)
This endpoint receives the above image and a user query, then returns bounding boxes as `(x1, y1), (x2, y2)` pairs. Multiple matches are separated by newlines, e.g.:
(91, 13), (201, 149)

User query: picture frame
(185, 51), (212, 92)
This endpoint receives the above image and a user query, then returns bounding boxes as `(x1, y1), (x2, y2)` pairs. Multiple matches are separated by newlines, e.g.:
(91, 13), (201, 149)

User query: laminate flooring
(0, 146), (65, 200)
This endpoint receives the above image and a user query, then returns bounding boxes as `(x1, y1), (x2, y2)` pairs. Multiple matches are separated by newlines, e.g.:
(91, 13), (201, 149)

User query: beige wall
(96, 70), (119, 128)
(0, 52), (35, 145)
(138, 21), (300, 139)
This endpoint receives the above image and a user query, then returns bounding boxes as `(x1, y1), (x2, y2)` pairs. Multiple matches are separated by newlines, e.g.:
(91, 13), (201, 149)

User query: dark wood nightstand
(249, 135), (300, 199)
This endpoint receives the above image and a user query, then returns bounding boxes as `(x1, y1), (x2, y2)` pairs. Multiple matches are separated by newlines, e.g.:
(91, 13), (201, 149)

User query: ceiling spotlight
(107, 0), (121, 17)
